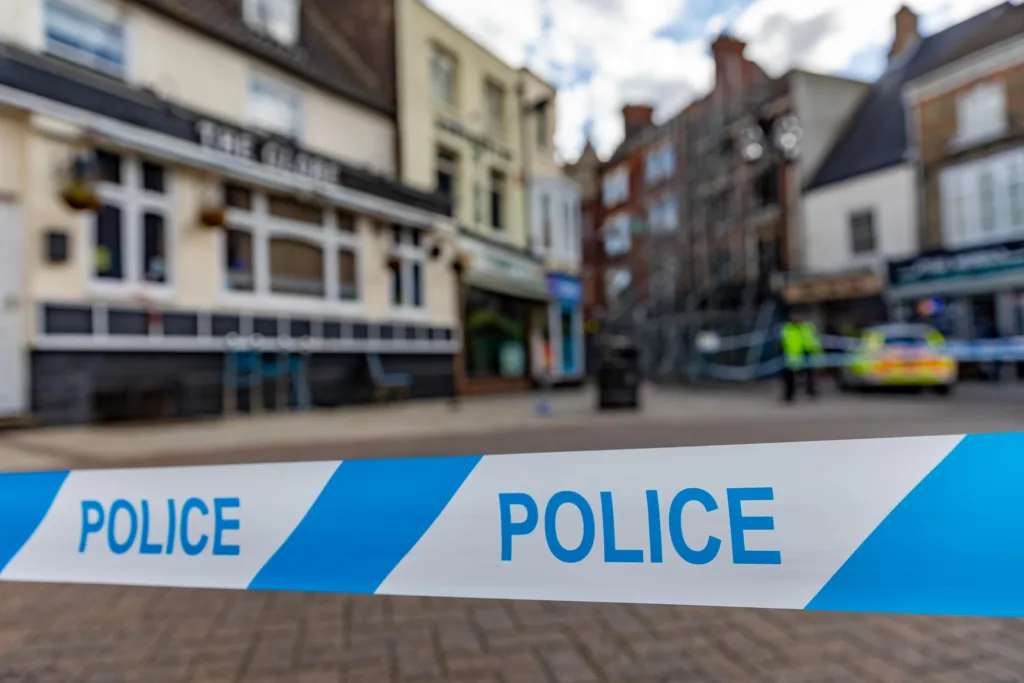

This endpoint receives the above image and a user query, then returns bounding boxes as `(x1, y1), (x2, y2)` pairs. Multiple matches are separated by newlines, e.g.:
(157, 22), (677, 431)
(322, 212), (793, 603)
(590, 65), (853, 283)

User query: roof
(805, 3), (1011, 192)
(923, 2), (1024, 74)
(133, 0), (392, 116)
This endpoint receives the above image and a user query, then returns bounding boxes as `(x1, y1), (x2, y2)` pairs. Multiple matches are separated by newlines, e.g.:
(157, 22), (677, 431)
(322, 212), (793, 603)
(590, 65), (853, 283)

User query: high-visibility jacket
(781, 321), (822, 369)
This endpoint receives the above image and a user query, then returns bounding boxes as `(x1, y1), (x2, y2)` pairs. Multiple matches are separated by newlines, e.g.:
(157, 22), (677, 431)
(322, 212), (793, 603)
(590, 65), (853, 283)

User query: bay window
(92, 150), (172, 290)
(941, 147), (1024, 247)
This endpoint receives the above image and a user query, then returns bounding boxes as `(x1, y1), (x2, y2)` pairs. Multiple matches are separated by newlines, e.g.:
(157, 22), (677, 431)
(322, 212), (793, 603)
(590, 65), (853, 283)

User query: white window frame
(941, 146), (1024, 248)
(243, 0), (300, 47)
(602, 212), (632, 256)
(220, 188), (365, 316)
(848, 208), (876, 255)
(43, 0), (127, 78)
(955, 81), (1008, 148)
(602, 168), (629, 208)
(388, 226), (427, 318)
(484, 80), (505, 139)
(89, 153), (176, 300)
(430, 45), (457, 109)
(247, 74), (304, 141)
(605, 267), (632, 300)
(645, 144), (675, 185)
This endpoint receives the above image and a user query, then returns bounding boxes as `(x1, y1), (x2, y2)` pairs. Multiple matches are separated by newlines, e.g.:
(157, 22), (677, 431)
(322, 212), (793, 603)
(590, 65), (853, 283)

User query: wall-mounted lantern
(199, 172), (227, 228)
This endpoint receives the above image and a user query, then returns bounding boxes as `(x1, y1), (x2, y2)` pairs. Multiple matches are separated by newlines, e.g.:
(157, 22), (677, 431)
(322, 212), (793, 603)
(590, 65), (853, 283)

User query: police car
(838, 323), (957, 394)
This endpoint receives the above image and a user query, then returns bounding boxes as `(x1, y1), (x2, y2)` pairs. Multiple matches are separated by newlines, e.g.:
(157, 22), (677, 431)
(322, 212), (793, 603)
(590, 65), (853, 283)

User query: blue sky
(424, 0), (1006, 162)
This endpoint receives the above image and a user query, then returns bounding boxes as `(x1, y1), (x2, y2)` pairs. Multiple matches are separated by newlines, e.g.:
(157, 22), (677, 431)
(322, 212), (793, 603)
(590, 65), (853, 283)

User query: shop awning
(464, 271), (550, 303)
(783, 270), (882, 304)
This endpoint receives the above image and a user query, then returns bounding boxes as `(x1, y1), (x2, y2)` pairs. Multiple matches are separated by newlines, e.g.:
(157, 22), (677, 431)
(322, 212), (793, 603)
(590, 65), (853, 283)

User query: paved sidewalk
(2, 382), (1021, 472)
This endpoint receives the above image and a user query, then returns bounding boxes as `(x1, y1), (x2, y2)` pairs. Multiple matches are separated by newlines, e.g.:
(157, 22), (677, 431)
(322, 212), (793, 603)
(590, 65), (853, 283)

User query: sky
(423, 0), (1008, 163)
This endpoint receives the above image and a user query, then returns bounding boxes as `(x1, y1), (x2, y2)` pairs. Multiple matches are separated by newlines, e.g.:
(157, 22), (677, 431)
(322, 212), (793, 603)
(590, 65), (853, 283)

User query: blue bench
(367, 354), (412, 402)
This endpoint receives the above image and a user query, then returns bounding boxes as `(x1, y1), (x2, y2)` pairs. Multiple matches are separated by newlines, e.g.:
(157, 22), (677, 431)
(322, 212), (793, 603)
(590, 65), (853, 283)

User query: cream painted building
(396, 0), (552, 392)
(0, 0), (460, 424)
(519, 68), (584, 382)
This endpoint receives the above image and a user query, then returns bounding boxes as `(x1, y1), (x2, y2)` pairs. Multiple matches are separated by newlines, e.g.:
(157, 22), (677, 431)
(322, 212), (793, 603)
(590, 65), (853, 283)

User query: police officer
(780, 308), (822, 403)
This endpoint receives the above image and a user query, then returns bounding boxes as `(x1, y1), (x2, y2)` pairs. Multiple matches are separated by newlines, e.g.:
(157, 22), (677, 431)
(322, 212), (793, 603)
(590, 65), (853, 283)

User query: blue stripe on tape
(0, 471), (69, 573)
(805, 433), (1024, 617)
(249, 455), (481, 594)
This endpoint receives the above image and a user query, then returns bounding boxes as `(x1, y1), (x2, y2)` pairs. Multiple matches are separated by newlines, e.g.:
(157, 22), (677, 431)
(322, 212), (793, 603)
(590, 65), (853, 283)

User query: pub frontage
(0, 47), (460, 425)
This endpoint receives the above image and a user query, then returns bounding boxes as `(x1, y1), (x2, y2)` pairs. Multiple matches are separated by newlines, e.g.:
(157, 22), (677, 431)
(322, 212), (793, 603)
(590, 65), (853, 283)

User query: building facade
(0, 0), (459, 424)
(800, 4), (1006, 334)
(564, 139), (601, 374)
(520, 69), (583, 384)
(896, 2), (1024, 340)
(395, 0), (547, 394)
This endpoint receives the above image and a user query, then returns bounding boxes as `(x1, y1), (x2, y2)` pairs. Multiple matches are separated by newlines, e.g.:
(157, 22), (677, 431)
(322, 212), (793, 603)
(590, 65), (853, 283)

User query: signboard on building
(195, 120), (343, 184)
(889, 240), (1024, 287)
(459, 234), (549, 301)
(547, 274), (582, 305)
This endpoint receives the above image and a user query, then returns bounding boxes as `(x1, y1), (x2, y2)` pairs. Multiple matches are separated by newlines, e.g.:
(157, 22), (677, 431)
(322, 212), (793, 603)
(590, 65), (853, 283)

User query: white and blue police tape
(3, 434), (1024, 617)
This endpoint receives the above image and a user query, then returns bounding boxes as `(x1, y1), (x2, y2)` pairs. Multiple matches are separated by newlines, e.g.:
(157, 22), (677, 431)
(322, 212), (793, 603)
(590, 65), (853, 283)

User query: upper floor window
(248, 76), (303, 140)
(490, 170), (506, 230)
(484, 81), (505, 138)
(956, 82), (1007, 147)
(92, 150), (172, 289)
(605, 268), (632, 301)
(244, 0), (300, 47)
(940, 147), (1024, 248)
(644, 145), (675, 185)
(603, 213), (632, 256)
(536, 107), (549, 149)
(431, 45), (457, 108)
(648, 197), (679, 233)
(602, 168), (629, 208)
(45, 0), (126, 77)
(848, 209), (876, 255)
(436, 148), (459, 218)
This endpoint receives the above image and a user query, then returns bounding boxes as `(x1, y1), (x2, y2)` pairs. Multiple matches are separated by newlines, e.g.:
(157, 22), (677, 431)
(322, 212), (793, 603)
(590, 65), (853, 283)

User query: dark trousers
(782, 366), (816, 402)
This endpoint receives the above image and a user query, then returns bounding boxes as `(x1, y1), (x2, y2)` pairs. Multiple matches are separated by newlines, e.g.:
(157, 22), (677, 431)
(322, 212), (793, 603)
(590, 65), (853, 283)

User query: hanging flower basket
(62, 180), (103, 213)
(200, 205), (227, 228)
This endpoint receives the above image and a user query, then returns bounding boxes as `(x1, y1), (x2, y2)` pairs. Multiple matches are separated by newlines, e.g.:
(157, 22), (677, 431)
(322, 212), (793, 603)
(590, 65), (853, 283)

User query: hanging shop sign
(546, 274), (582, 305)
(889, 240), (1024, 288)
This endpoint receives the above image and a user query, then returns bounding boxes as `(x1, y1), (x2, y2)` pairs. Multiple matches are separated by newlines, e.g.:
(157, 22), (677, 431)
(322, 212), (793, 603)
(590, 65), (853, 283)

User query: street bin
(597, 336), (640, 410)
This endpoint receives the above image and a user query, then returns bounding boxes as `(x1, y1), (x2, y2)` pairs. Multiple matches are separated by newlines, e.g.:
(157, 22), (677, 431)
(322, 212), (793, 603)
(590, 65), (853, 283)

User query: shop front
(458, 233), (549, 394)
(546, 273), (584, 384)
(0, 49), (459, 425)
(782, 269), (887, 335)
(887, 240), (1024, 340)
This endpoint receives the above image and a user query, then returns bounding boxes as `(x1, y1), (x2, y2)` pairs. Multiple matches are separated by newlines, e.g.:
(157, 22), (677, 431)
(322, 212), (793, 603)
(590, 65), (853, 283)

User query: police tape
(2, 434), (1024, 617)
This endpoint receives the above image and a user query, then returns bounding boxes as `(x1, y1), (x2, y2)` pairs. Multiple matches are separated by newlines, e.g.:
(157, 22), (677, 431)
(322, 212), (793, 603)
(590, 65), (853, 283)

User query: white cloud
(423, 0), (1007, 163)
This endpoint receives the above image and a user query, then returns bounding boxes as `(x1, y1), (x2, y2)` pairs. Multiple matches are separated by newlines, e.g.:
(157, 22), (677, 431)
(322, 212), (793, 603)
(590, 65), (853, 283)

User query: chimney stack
(622, 104), (654, 139)
(711, 33), (747, 91)
(889, 6), (919, 62)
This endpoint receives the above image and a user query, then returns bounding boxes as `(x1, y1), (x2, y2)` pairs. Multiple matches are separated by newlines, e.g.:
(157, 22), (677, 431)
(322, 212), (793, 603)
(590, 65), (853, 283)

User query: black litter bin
(597, 336), (640, 410)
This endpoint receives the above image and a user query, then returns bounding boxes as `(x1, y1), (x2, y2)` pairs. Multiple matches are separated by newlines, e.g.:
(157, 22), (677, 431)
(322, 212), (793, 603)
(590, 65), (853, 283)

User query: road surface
(3, 386), (1024, 683)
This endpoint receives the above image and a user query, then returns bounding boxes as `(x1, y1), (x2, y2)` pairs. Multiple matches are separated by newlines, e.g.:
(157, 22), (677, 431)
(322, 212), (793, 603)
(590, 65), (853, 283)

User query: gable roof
(133, 0), (392, 116)
(923, 2), (1024, 75)
(805, 3), (1010, 192)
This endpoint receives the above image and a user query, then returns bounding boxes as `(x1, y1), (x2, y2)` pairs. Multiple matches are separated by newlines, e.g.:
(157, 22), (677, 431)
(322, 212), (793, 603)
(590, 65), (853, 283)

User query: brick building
(893, 2), (1024, 340)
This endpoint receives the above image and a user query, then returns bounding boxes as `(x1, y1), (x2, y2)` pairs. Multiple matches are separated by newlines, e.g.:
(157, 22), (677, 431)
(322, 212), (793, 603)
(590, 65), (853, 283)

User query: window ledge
(219, 291), (367, 316)
(948, 129), (1007, 154)
(389, 307), (430, 322)
(87, 281), (176, 303)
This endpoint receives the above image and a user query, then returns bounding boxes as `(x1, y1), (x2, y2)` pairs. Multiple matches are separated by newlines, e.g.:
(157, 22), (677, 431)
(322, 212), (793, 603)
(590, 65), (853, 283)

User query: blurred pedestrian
(780, 309), (822, 403)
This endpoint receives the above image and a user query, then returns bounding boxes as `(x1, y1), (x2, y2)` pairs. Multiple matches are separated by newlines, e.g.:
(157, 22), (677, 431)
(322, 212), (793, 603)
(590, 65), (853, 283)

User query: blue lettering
(544, 491), (595, 563)
(213, 498), (241, 556)
(107, 499), (138, 555)
(79, 500), (104, 553)
(180, 498), (209, 556)
(499, 493), (538, 561)
(165, 499), (176, 555)
(668, 488), (721, 565)
(646, 490), (663, 563)
(139, 500), (162, 555)
(727, 487), (781, 565)
(600, 492), (643, 563)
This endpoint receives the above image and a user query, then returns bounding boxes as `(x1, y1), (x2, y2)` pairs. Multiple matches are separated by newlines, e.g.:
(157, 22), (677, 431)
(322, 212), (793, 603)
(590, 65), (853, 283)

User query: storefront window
(92, 150), (172, 289)
(225, 228), (254, 292)
(269, 237), (324, 297)
(465, 288), (529, 379)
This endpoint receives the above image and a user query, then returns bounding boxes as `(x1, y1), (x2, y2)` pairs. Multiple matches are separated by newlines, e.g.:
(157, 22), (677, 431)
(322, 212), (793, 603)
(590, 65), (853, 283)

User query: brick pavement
(6, 388), (1024, 682)
(2, 583), (1024, 683)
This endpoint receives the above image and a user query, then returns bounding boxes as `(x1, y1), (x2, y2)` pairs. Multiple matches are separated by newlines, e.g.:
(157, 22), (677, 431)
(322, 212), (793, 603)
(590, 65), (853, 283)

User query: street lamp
(739, 114), (803, 164)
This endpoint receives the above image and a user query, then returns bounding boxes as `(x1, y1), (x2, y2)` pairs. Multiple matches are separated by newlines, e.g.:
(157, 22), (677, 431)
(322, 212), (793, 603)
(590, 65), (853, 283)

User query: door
(0, 201), (26, 418)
